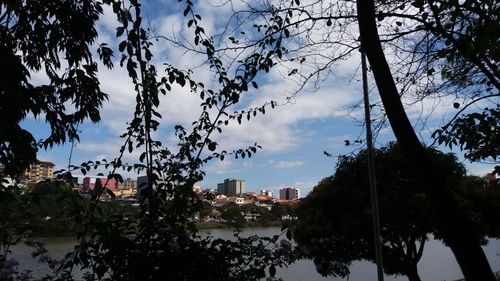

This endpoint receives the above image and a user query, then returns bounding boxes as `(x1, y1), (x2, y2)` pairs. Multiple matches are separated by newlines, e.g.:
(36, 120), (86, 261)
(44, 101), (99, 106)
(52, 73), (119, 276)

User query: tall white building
(260, 189), (274, 198)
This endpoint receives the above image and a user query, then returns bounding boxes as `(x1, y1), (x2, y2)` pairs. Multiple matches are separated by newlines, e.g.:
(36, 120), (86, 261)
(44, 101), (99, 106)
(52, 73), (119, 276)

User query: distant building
(227, 197), (245, 205)
(260, 189), (274, 198)
(256, 194), (276, 203)
(23, 161), (55, 184)
(485, 173), (499, 185)
(83, 176), (118, 190)
(119, 178), (137, 190)
(279, 187), (300, 200)
(217, 178), (245, 196)
(242, 192), (256, 199)
(136, 175), (149, 198)
(112, 188), (136, 198)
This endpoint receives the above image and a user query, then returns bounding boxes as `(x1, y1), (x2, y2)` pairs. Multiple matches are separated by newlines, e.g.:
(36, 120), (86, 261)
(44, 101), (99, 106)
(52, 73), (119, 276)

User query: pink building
(83, 177), (118, 190)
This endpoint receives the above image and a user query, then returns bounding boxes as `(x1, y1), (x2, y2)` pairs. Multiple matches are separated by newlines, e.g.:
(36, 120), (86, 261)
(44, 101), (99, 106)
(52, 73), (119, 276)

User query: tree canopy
(219, 202), (246, 228)
(356, 1), (496, 278)
(0, 0), (113, 176)
(293, 143), (468, 281)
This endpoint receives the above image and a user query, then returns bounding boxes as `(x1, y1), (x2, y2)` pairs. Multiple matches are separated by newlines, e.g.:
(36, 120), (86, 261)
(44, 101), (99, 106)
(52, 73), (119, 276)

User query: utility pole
(361, 47), (384, 281)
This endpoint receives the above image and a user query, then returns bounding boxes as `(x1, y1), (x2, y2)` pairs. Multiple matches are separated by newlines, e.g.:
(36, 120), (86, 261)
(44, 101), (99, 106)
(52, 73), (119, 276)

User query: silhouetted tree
(357, 0), (496, 279)
(271, 202), (288, 219)
(0, 0), (113, 176)
(294, 143), (469, 281)
(219, 202), (246, 228)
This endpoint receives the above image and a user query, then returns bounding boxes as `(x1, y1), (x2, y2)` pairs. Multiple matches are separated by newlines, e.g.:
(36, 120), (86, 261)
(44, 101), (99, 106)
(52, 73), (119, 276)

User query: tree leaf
(269, 265), (276, 277)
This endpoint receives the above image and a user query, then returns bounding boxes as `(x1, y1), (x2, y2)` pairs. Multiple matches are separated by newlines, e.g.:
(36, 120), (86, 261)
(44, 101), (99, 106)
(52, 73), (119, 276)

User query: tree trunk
(355, 0), (495, 280)
(406, 262), (421, 281)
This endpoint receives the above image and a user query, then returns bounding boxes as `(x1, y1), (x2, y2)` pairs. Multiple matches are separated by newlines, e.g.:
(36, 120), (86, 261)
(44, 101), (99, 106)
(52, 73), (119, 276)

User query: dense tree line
(0, 181), (138, 236)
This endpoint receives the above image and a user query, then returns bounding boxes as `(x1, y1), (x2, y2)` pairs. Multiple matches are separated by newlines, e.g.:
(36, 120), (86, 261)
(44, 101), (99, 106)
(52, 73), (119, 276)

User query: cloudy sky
(22, 0), (494, 197)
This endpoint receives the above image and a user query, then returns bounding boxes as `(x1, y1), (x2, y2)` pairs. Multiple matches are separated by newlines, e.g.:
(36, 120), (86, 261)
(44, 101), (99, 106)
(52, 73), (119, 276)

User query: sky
(22, 0), (496, 197)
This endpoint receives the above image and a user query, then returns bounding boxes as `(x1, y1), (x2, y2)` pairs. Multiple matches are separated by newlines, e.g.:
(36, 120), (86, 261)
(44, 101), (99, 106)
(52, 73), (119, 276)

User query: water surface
(10, 227), (500, 280)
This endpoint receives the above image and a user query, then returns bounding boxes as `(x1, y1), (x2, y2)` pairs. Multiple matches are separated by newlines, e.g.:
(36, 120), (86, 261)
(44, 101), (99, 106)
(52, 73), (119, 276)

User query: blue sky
(22, 0), (495, 197)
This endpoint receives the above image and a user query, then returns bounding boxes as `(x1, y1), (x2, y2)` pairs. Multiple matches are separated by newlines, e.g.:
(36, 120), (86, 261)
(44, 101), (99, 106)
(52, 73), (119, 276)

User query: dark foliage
(1, 0), (291, 280)
(434, 107), (500, 165)
(293, 143), (467, 281)
(0, 0), (113, 176)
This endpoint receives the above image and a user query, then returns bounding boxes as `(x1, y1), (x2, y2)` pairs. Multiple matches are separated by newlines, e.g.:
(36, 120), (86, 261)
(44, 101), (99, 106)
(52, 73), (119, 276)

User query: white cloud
(291, 179), (319, 198)
(467, 162), (497, 177)
(212, 80), (359, 153)
(205, 159), (239, 174)
(21, 0), (497, 199)
(95, 154), (108, 161)
(268, 160), (304, 169)
(76, 139), (141, 164)
(74, 0), (363, 162)
(99, 4), (120, 35)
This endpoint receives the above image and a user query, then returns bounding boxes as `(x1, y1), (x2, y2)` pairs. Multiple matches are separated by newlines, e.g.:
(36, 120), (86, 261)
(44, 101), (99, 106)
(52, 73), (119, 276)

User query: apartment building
(260, 189), (274, 198)
(279, 187), (300, 200)
(119, 178), (138, 190)
(23, 161), (55, 183)
(217, 178), (245, 196)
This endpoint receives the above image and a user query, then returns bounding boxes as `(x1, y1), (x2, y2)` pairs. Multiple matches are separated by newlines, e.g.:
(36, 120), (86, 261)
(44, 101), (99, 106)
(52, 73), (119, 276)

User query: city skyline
(69, 173), (301, 198)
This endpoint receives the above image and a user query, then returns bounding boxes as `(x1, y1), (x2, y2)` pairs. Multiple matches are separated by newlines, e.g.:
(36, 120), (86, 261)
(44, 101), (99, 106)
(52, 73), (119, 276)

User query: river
(9, 227), (500, 281)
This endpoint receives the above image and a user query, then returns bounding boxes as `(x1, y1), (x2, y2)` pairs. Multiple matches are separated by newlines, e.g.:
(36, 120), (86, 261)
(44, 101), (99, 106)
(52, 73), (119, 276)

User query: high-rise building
(260, 189), (274, 198)
(217, 178), (245, 196)
(23, 161), (55, 183)
(279, 187), (300, 200)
